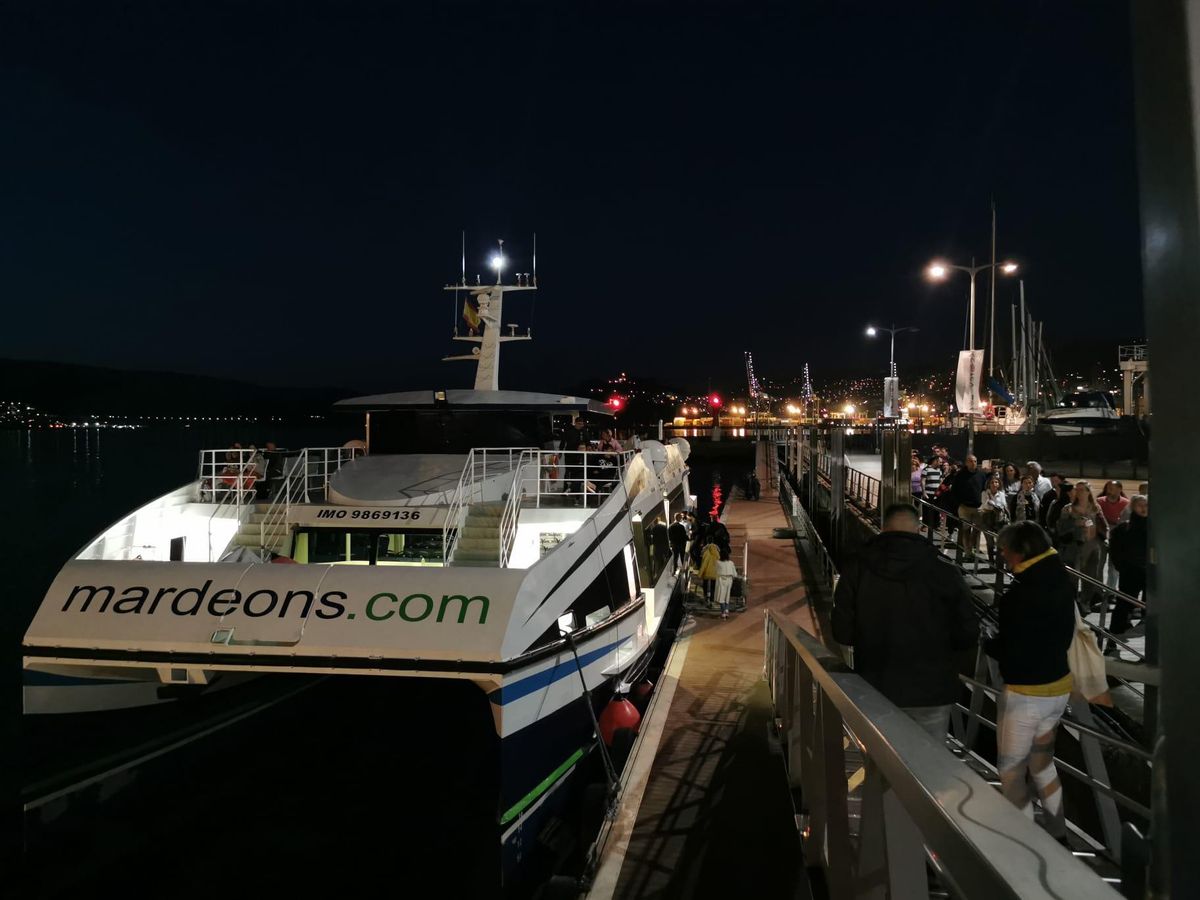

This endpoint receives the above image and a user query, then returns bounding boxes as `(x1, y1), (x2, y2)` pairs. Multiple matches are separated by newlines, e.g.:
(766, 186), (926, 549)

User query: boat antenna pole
(454, 230), (465, 335)
(563, 629), (618, 788)
(532, 231), (537, 287)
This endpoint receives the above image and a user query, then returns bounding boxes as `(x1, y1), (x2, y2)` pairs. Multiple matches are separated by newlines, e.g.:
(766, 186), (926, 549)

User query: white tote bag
(1068, 606), (1112, 706)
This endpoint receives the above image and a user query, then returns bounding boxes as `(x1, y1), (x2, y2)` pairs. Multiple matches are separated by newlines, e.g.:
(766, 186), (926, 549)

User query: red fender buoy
(599, 697), (641, 746)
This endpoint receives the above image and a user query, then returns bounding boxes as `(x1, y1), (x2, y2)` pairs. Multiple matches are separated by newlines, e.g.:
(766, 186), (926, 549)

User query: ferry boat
(22, 251), (691, 891)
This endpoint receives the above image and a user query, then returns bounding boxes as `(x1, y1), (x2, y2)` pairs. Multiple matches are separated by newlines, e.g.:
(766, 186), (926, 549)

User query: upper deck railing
(443, 446), (637, 565)
(1119, 344), (1148, 362)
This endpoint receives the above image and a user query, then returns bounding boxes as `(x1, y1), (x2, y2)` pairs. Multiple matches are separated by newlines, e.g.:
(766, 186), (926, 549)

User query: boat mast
(442, 237), (535, 391)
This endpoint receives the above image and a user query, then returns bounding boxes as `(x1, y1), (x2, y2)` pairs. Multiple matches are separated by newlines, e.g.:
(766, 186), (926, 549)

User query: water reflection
(709, 477), (723, 521)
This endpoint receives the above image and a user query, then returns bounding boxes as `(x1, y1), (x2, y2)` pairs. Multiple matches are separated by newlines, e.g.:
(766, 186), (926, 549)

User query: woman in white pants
(713, 547), (738, 620)
(986, 522), (1077, 839)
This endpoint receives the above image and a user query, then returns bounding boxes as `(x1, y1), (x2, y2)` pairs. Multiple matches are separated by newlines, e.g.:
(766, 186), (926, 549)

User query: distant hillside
(0, 359), (358, 417)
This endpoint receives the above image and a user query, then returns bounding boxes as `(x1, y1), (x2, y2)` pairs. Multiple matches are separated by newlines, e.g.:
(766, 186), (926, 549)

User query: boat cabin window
(292, 528), (445, 565)
(369, 410), (554, 454)
(1058, 393), (1113, 410)
(525, 548), (638, 652)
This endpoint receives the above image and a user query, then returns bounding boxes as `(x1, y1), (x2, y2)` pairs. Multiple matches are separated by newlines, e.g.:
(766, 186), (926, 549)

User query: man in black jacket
(1106, 494), (1148, 650)
(832, 504), (979, 739)
(667, 514), (689, 574)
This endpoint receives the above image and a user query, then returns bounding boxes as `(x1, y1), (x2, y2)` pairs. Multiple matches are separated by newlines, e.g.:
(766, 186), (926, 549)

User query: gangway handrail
(765, 610), (1117, 899)
(498, 450), (536, 567)
(776, 435), (1153, 870)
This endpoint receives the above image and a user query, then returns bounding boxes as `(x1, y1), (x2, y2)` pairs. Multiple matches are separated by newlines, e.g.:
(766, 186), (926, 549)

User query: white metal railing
(1119, 344), (1148, 362)
(442, 449), (475, 565)
(765, 611), (1119, 899)
(258, 452), (310, 555)
(198, 448), (263, 512)
(499, 450), (537, 567)
(442, 446), (638, 564)
(301, 446), (366, 502)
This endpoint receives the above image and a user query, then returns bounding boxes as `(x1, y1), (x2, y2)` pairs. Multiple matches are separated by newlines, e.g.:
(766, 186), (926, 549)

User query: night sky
(1, 1), (1143, 394)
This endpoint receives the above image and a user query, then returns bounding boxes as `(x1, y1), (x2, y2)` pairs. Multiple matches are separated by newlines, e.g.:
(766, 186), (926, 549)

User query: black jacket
(832, 532), (979, 707)
(984, 551), (1076, 686)
(1109, 515), (1148, 572)
(949, 467), (987, 509)
(668, 521), (689, 551)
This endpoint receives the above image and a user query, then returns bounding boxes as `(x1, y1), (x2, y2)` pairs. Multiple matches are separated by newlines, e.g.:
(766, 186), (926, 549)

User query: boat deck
(591, 442), (815, 899)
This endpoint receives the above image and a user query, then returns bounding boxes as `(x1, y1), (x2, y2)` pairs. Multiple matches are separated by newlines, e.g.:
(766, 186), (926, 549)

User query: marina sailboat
(22, 246), (692, 891)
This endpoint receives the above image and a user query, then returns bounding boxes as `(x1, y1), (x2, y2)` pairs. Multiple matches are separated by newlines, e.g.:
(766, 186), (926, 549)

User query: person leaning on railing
(986, 521), (1076, 843)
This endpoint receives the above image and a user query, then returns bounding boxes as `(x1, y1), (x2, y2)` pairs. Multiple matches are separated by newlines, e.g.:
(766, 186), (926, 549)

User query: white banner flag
(955, 350), (985, 415)
(883, 376), (900, 418)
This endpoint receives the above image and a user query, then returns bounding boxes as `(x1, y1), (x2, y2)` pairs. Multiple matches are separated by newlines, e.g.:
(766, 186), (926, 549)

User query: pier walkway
(591, 443), (816, 900)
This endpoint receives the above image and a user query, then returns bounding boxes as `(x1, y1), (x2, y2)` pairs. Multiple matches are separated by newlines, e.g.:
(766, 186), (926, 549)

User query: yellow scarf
(1013, 547), (1057, 574)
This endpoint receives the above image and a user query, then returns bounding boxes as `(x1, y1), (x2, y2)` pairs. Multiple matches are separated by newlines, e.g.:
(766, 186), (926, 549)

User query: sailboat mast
(989, 201), (997, 378)
(1010, 303), (1017, 398)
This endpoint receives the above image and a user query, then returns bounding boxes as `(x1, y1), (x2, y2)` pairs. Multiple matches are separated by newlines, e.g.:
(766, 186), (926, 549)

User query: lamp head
(927, 263), (948, 280)
(865, 326), (877, 337)
(1001, 262), (1018, 274)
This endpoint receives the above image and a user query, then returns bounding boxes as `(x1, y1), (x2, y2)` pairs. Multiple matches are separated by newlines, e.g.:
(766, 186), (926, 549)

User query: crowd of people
(833, 505), (1082, 841)
(911, 448), (1148, 651)
(835, 441), (1153, 841)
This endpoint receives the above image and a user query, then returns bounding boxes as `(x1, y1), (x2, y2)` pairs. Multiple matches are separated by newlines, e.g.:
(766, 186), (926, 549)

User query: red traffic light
(709, 394), (722, 408)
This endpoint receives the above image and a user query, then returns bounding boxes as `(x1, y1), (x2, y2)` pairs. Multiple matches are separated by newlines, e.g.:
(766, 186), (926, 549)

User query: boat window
(1060, 393), (1111, 410)
(376, 531), (444, 565)
(307, 530), (352, 564)
(368, 410), (549, 454)
(524, 550), (635, 652)
(292, 528), (444, 565)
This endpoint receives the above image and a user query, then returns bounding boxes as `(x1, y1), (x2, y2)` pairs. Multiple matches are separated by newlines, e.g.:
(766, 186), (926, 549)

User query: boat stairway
(449, 501), (505, 567)
(230, 504), (288, 555)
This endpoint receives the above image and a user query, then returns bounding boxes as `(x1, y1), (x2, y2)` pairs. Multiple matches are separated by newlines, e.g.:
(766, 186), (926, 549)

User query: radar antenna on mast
(443, 236), (537, 392)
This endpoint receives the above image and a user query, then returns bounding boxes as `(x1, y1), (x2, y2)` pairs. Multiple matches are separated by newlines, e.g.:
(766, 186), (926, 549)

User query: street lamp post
(866, 323), (918, 419)
(866, 323), (919, 377)
(927, 259), (1018, 453)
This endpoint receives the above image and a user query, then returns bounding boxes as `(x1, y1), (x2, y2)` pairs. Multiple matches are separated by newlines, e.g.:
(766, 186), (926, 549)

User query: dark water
(5, 428), (746, 895)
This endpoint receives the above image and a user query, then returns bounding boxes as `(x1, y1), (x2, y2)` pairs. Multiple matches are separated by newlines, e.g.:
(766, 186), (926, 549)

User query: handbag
(1068, 606), (1112, 706)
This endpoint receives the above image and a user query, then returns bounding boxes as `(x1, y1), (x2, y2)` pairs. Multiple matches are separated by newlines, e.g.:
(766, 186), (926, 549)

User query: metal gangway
(766, 428), (1156, 896)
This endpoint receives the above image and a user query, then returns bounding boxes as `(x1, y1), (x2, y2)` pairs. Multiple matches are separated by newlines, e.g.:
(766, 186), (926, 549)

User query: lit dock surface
(595, 444), (815, 899)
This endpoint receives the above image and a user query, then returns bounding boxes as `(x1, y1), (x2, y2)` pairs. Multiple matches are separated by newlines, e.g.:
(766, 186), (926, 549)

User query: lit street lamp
(865, 323), (919, 377)
(927, 258), (1018, 451)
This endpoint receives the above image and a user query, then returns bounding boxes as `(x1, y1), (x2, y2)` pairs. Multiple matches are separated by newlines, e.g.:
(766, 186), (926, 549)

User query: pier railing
(773, 432), (1157, 880)
(765, 610), (1118, 899)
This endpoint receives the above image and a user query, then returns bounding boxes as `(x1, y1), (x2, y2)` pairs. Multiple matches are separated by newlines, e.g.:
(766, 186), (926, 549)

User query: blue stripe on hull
(488, 638), (624, 706)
